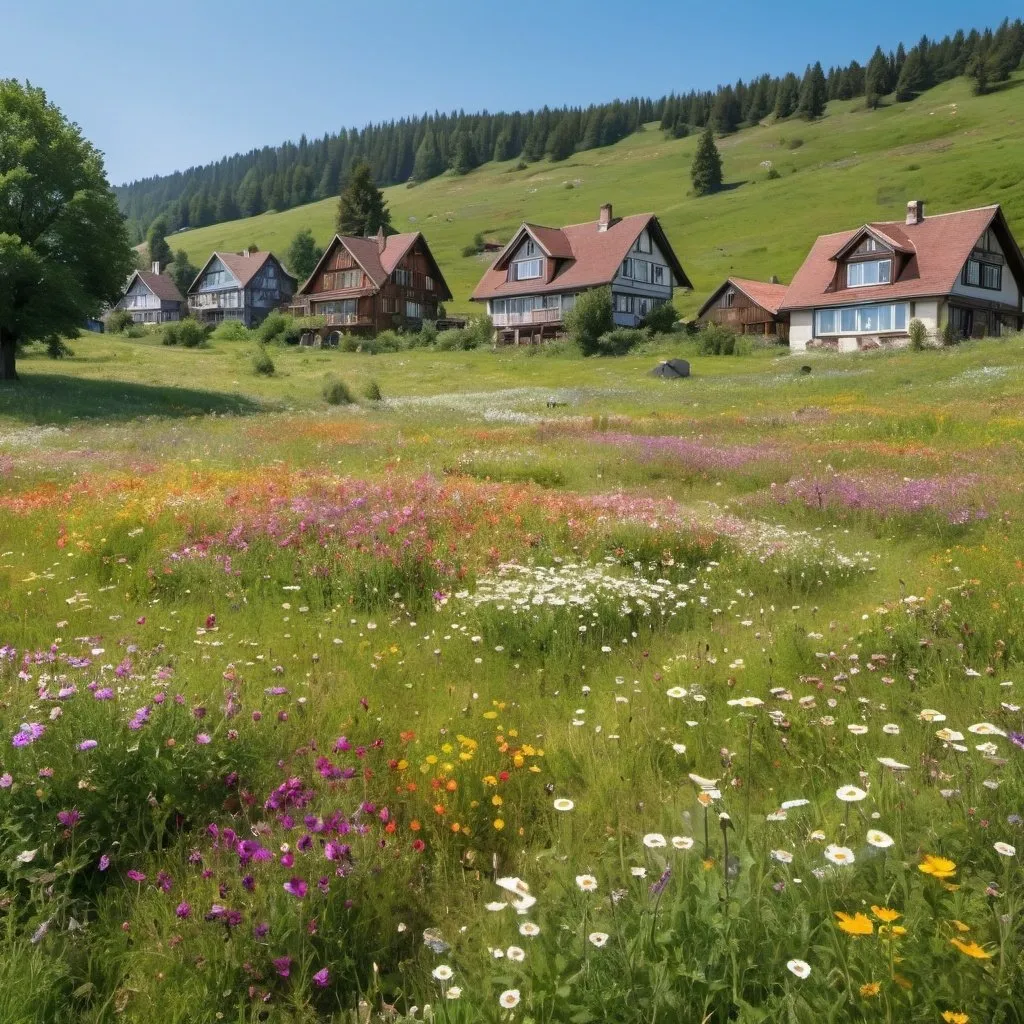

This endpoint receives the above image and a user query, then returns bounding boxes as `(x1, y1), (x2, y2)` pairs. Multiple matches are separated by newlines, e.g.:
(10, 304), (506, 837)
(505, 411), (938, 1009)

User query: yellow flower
(951, 920), (971, 933)
(835, 912), (873, 936)
(491, 795), (503, 806)
(702, 858), (716, 871)
(892, 973), (912, 990)
(859, 982), (881, 998)
(493, 818), (505, 831)
(950, 938), (992, 960)
(871, 906), (901, 923)
(942, 1013), (969, 1024)
(483, 711), (498, 720)
(918, 854), (957, 879)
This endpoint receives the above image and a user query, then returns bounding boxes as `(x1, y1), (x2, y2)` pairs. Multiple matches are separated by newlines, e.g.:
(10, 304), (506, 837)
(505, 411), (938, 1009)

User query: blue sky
(6, 0), (1015, 185)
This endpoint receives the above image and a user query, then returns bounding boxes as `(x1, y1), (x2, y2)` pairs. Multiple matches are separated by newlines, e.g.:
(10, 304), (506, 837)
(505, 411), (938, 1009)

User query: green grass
(163, 75), (1024, 316)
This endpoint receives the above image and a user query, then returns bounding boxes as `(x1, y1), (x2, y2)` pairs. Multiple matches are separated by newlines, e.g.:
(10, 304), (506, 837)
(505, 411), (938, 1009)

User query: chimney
(242, 248), (250, 258)
(151, 261), (160, 275)
(598, 203), (613, 232)
(769, 274), (780, 285)
(906, 200), (924, 226)
(376, 225), (386, 253)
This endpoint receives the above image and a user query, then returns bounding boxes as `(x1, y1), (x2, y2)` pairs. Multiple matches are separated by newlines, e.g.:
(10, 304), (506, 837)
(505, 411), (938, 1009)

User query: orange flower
(951, 920), (971, 933)
(835, 912), (873, 936)
(433, 803), (446, 816)
(871, 906), (901, 923)
(950, 938), (992, 960)
(942, 1013), (969, 1024)
(409, 820), (421, 832)
(859, 982), (881, 998)
(445, 780), (458, 792)
(918, 854), (957, 879)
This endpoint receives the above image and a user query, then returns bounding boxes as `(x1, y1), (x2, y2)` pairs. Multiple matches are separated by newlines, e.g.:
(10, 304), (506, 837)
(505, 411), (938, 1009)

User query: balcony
(324, 315), (374, 328)
(492, 308), (562, 328)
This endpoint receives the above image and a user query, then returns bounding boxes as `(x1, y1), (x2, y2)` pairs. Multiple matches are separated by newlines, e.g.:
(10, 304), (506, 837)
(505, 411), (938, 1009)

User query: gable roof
(470, 211), (692, 301)
(126, 269), (183, 304)
(696, 277), (789, 319)
(297, 231), (453, 300)
(782, 205), (1024, 311)
(187, 251), (296, 294)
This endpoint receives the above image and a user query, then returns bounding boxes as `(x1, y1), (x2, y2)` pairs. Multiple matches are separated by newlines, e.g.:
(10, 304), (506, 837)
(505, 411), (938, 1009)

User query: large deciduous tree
(286, 228), (324, 282)
(690, 127), (723, 196)
(0, 80), (134, 381)
(336, 163), (392, 237)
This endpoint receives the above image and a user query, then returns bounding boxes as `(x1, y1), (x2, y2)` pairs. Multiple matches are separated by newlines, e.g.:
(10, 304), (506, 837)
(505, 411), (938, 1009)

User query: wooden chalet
(696, 277), (790, 340)
(291, 229), (451, 344)
(186, 250), (296, 329)
(115, 263), (185, 324)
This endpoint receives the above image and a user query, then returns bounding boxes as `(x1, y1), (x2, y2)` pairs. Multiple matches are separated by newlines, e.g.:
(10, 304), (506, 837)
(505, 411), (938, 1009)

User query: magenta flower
(57, 808), (81, 829)
(126, 869), (146, 883)
(94, 688), (115, 701)
(0, 773), (12, 789)
(313, 967), (330, 987)
(195, 733), (212, 745)
(283, 877), (307, 899)
(176, 901), (191, 919)
(98, 854), (110, 871)
(12, 722), (45, 747)
(77, 739), (98, 751)
(272, 956), (291, 978)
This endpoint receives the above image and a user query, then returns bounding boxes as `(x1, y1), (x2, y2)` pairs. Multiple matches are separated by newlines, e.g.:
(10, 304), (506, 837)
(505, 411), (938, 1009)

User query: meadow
(161, 73), (1024, 317)
(2, 329), (1024, 1023)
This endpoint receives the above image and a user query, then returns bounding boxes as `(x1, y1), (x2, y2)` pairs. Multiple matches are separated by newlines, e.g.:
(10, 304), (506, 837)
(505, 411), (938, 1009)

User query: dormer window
(847, 259), (892, 288)
(513, 258), (542, 281)
(523, 240), (537, 257)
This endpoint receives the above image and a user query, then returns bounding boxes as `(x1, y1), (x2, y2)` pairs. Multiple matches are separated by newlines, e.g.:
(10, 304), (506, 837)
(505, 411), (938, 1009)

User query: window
(637, 297), (651, 317)
(425, 275), (434, 291)
(977, 228), (998, 253)
(815, 303), (909, 336)
(339, 269), (362, 289)
(854, 236), (883, 254)
(523, 240), (537, 257)
(632, 260), (650, 284)
(394, 268), (412, 287)
(614, 294), (634, 313)
(490, 299), (505, 316)
(406, 301), (424, 319)
(621, 258), (632, 279)
(513, 259), (542, 281)
(317, 299), (357, 319)
(846, 259), (892, 287)
(725, 290), (735, 308)
(963, 259), (1001, 291)
(652, 265), (665, 286)
(635, 231), (652, 254)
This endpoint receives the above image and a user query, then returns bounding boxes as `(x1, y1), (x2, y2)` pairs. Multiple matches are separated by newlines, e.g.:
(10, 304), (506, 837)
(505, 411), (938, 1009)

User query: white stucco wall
(789, 310), (813, 351)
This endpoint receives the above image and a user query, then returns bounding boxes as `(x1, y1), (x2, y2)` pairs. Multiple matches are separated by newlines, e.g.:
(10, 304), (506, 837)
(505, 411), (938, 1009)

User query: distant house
(782, 201), (1024, 352)
(291, 228), (451, 343)
(115, 264), (184, 324)
(470, 204), (692, 344)
(187, 250), (296, 328)
(696, 277), (790, 340)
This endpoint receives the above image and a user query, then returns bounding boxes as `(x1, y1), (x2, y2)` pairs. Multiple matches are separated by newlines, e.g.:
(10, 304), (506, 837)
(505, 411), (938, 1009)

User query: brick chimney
(906, 200), (924, 226)
(598, 203), (613, 232)
(151, 261), (160, 275)
(242, 248), (250, 258)
(376, 225), (386, 253)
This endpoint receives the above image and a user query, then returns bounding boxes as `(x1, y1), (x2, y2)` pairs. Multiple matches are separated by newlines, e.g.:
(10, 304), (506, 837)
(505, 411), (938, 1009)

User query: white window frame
(815, 302), (909, 336)
(846, 259), (892, 288)
(514, 259), (542, 281)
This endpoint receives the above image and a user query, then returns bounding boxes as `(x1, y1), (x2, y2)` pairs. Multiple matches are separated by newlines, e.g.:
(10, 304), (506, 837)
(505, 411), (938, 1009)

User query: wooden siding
(699, 287), (789, 338)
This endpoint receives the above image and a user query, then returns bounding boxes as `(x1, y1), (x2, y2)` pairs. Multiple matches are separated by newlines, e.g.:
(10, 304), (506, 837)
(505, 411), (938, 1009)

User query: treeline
(115, 19), (1023, 242)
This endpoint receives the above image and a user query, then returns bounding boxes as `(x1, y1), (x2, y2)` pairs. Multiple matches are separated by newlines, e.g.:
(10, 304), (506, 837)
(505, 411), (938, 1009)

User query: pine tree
(865, 47), (889, 107)
(286, 228), (324, 281)
(146, 218), (172, 270)
(798, 62), (828, 119)
(492, 126), (517, 162)
(895, 48), (925, 101)
(690, 127), (723, 196)
(450, 129), (477, 175)
(774, 73), (799, 118)
(336, 163), (392, 236)
(167, 249), (199, 296)
(215, 184), (240, 222)
(412, 129), (445, 181)
(711, 87), (741, 133)
(547, 118), (576, 161)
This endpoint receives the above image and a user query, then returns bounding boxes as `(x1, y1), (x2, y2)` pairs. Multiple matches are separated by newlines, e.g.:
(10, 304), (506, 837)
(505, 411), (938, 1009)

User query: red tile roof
(216, 250), (295, 289)
(697, 277), (789, 319)
(781, 205), (1015, 311)
(470, 212), (691, 301)
(132, 270), (183, 303)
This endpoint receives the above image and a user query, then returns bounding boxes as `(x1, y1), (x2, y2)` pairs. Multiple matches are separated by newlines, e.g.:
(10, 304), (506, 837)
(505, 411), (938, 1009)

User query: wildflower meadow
(2, 336), (1024, 1023)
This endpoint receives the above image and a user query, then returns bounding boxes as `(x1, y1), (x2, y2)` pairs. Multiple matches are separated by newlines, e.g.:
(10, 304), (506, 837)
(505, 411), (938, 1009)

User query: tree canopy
(146, 217), (172, 270)
(0, 79), (135, 380)
(286, 228), (324, 282)
(336, 163), (392, 237)
(690, 128), (723, 197)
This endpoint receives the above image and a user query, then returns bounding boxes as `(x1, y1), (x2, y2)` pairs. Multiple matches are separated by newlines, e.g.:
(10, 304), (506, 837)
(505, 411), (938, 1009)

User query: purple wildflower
(93, 687), (115, 701)
(254, 922), (270, 939)
(283, 878), (307, 899)
(77, 739), (98, 751)
(126, 869), (146, 883)
(195, 733), (212, 745)
(649, 866), (672, 897)
(1010, 732), (1024, 751)
(313, 967), (330, 988)
(57, 808), (81, 829)
(272, 956), (291, 978)
(12, 722), (45, 747)
(176, 901), (192, 919)
(98, 854), (110, 871)
(0, 773), (13, 789)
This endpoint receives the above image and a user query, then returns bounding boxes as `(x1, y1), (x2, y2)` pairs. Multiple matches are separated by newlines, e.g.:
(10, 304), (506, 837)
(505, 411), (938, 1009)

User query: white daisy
(882, 723), (901, 735)
(588, 931), (610, 948)
(727, 696), (764, 708)
(642, 833), (667, 848)
(553, 798), (575, 812)
(671, 836), (694, 850)
(786, 959), (811, 979)
(835, 785), (867, 803)
(445, 986), (462, 1000)
(432, 965), (453, 981)
(506, 946), (526, 962)
(994, 842), (1016, 857)
(969, 723), (1006, 736)
(576, 874), (598, 892)
(666, 686), (687, 699)
(495, 877), (530, 896)
(824, 844), (855, 866)
(781, 798), (810, 810)
(519, 922), (540, 937)
(771, 849), (794, 864)
(499, 989), (521, 1008)
(847, 724), (869, 735)
(866, 829), (894, 848)
(631, 866), (647, 877)
(485, 901), (509, 912)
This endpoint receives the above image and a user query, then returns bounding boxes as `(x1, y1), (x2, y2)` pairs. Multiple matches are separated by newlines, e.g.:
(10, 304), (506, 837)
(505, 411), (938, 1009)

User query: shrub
(161, 322), (179, 346)
(323, 377), (354, 405)
(370, 330), (405, 353)
(640, 302), (679, 336)
(257, 311), (302, 345)
(766, 166), (782, 180)
(787, 137), (804, 149)
(941, 320), (958, 347)
(437, 316), (493, 351)
(125, 325), (146, 339)
(908, 318), (928, 350)
(564, 287), (614, 355)
(363, 379), (383, 401)
(212, 320), (250, 341)
(697, 322), (742, 355)
(177, 318), (209, 349)
(340, 333), (361, 352)
(251, 345), (275, 376)
(45, 335), (74, 359)
(594, 327), (648, 356)
(415, 320), (438, 347)
(106, 309), (134, 334)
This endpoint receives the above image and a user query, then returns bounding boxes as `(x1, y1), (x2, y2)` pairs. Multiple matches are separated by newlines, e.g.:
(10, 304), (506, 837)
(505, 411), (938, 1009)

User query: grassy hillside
(165, 75), (1024, 316)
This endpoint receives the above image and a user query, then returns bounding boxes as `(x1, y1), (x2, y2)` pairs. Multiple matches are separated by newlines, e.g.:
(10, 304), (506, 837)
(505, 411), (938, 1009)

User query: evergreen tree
(895, 48), (926, 100)
(690, 127), (723, 196)
(215, 184), (240, 222)
(492, 126), (517, 161)
(286, 228), (324, 281)
(146, 218), (172, 270)
(336, 163), (392, 236)
(966, 51), (989, 94)
(774, 73), (799, 118)
(866, 47), (889, 106)
(412, 129), (445, 181)
(450, 129), (477, 175)
(798, 62), (828, 119)
(547, 117), (576, 161)
(712, 86), (741, 133)
(581, 109), (605, 150)
(167, 249), (199, 296)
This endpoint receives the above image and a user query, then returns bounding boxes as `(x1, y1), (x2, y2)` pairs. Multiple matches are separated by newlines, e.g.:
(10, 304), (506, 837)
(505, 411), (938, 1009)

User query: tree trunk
(0, 328), (18, 381)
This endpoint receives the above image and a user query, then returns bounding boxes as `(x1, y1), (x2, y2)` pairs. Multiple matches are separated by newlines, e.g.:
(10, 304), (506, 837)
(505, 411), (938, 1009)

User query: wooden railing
(492, 308), (562, 328)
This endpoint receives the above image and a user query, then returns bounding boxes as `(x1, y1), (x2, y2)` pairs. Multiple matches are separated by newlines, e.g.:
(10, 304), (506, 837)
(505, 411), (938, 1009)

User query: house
(470, 204), (692, 344)
(696, 277), (790, 340)
(782, 201), (1024, 352)
(291, 228), (452, 344)
(115, 264), (185, 324)
(187, 250), (296, 328)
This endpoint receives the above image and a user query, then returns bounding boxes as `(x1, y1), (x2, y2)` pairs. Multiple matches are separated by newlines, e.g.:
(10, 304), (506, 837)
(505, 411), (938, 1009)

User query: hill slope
(163, 75), (1024, 316)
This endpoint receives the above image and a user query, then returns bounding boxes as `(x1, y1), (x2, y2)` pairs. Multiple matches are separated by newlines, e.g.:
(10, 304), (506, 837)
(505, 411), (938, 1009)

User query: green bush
(161, 322), (179, 345)
(437, 316), (493, 351)
(323, 377), (354, 405)
(640, 302), (679, 335)
(767, 166), (782, 180)
(564, 287), (614, 355)
(908, 318), (928, 350)
(257, 311), (301, 345)
(697, 322), (742, 355)
(594, 327), (649, 356)
(370, 330), (405, 353)
(941, 320), (958, 347)
(340, 333), (361, 352)
(363, 379), (383, 401)
(212, 320), (250, 341)
(251, 345), (275, 375)
(177, 318), (209, 349)
(125, 324), (146, 339)
(106, 309), (134, 334)
(412, 320), (438, 347)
